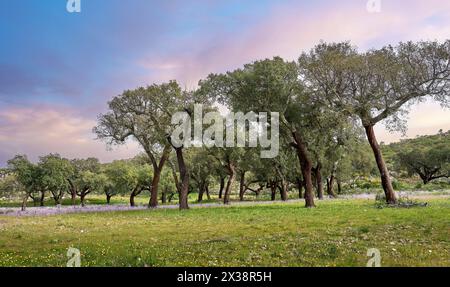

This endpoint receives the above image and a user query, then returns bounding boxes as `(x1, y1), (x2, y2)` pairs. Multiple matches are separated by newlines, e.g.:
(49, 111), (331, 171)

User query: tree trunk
(149, 167), (162, 208)
(149, 145), (171, 208)
(175, 147), (190, 210)
(205, 184), (211, 200)
(218, 176), (225, 199)
(275, 166), (288, 201)
(106, 194), (112, 205)
(80, 194), (86, 207)
(296, 177), (303, 199)
(54, 195), (62, 206)
(130, 192), (136, 207)
(337, 178), (342, 194)
(292, 131), (315, 208)
(197, 182), (205, 203)
(40, 191), (45, 207)
(279, 183), (288, 201)
(327, 175), (337, 198)
(364, 125), (397, 204)
(71, 192), (77, 206)
(161, 190), (167, 204)
(314, 163), (324, 200)
(224, 162), (235, 205)
(21, 194), (28, 211)
(239, 171), (246, 201)
(270, 184), (277, 201)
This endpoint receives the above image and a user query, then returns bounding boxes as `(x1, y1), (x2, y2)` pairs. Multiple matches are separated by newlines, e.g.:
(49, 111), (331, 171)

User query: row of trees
(1, 40), (448, 210)
(1, 131), (448, 210)
(2, 140), (376, 210)
(5, 154), (160, 211)
(94, 40), (450, 209)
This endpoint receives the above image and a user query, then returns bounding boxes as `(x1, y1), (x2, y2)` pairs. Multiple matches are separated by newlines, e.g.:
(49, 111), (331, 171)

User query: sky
(0, 0), (449, 166)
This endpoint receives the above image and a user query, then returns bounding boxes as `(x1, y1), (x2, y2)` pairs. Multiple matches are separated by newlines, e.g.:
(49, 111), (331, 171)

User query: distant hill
(382, 130), (450, 164)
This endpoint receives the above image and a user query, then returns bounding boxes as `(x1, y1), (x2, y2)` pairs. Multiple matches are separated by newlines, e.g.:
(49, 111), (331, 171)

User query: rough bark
(269, 181), (277, 201)
(80, 194), (86, 207)
(71, 192), (77, 206)
(278, 183), (288, 201)
(239, 171), (246, 201)
(296, 177), (304, 199)
(175, 147), (190, 210)
(223, 162), (236, 205)
(275, 166), (288, 201)
(21, 194), (28, 211)
(364, 125), (397, 204)
(39, 191), (45, 207)
(292, 131), (315, 208)
(197, 182), (205, 202)
(161, 190), (167, 204)
(218, 176), (225, 199)
(130, 193), (136, 207)
(327, 175), (337, 198)
(313, 163), (324, 200)
(205, 184), (211, 200)
(168, 159), (181, 196)
(67, 179), (77, 206)
(148, 145), (171, 208)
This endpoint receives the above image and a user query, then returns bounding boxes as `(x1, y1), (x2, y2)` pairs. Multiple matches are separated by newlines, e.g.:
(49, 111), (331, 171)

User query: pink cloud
(0, 105), (140, 164)
(140, 0), (450, 86)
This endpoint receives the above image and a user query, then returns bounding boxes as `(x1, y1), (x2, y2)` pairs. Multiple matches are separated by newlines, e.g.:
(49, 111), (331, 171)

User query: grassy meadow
(0, 198), (449, 267)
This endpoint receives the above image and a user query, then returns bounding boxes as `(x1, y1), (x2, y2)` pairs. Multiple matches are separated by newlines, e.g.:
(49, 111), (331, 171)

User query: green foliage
(103, 160), (153, 196)
(383, 131), (450, 184)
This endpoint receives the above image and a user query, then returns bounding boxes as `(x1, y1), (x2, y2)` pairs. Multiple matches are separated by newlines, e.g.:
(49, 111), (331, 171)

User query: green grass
(0, 198), (449, 267)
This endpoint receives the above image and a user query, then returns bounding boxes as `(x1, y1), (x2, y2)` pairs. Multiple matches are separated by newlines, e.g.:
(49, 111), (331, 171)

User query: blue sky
(0, 0), (449, 165)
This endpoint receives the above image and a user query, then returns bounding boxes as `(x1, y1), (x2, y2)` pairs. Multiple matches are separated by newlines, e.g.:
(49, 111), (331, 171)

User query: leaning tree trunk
(364, 125), (397, 204)
(314, 163), (324, 200)
(292, 131), (315, 208)
(275, 166), (288, 201)
(175, 147), (190, 210)
(218, 176), (225, 199)
(239, 171), (246, 201)
(223, 162), (236, 205)
(149, 145), (171, 208)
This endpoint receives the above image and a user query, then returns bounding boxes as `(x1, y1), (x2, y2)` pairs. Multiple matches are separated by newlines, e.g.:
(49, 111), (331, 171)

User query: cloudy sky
(0, 0), (449, 166)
